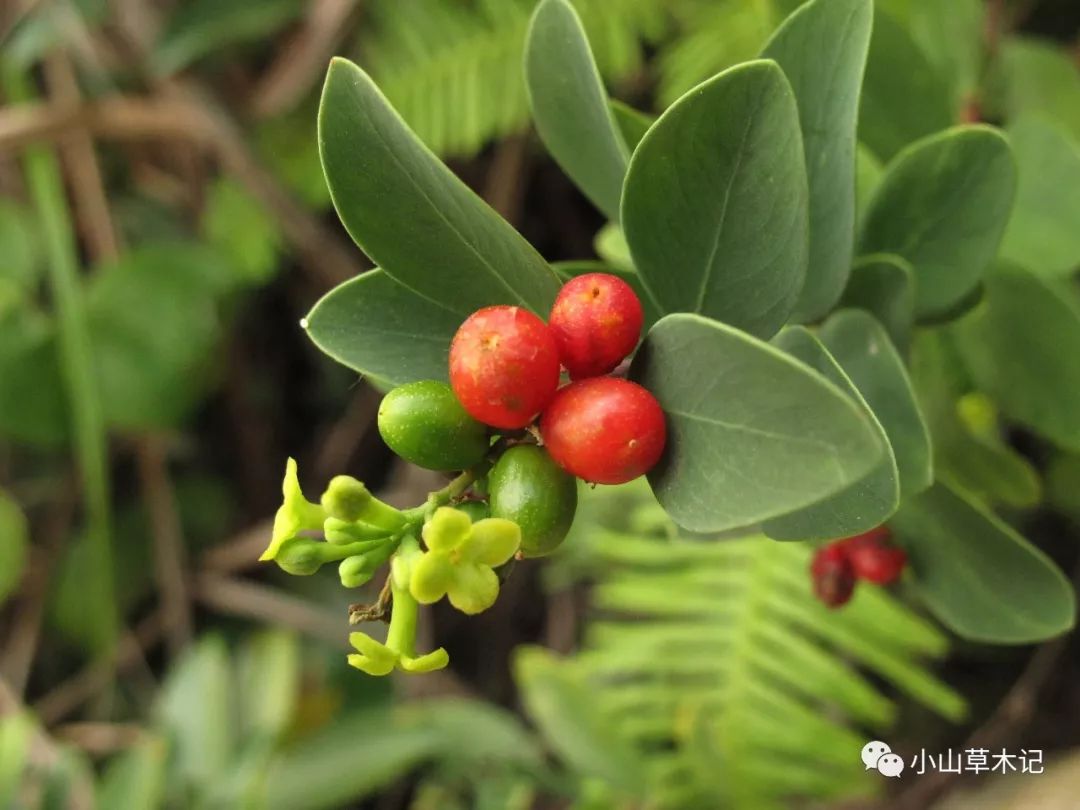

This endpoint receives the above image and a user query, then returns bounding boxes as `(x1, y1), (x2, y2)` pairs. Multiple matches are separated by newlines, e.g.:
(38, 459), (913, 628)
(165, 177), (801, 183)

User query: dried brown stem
(54, 721), (145, 756)
(43, 52), (120, 261)
(193, 574), (345, 646)
(0, 482), (75, 696)
(0, 91), (362, 287)
(0, 95), (214, 152)
(134, 436), (194, 660)
(887, 637), (1068, 810)
(250, 0), (362, 119)
(34, 613), (163, 726)
(483, 133), (530, 224)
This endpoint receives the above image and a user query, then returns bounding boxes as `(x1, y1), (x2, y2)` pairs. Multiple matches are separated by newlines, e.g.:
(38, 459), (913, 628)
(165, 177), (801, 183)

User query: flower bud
(321, 476), (375, 521)
(324, 516), (391, 545)
(321, 475), (405, 530)
(275, 537), (327, 576)
(339, 541), (396, 588)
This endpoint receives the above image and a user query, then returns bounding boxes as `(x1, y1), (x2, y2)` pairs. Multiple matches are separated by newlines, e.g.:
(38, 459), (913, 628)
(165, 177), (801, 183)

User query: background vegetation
(2, 0), (1080, 808)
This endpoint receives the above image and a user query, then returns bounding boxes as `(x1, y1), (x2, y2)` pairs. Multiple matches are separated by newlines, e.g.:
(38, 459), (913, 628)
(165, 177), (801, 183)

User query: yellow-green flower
(260, 458), (325, 561)
(409, 507), (520, 614)
(348, 535), (448, 676)
(347, 630), (449, 676)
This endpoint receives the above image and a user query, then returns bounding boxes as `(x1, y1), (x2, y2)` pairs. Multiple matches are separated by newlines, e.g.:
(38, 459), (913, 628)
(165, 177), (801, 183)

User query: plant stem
(2, 63), (116, 649)
(385, 535), (421, 656)
(385, 580), (418, 657)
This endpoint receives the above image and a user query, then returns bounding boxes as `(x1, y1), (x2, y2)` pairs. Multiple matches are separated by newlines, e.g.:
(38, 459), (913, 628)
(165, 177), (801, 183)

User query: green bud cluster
(260, 455), (527, 678)
(262, 368), (585, 679)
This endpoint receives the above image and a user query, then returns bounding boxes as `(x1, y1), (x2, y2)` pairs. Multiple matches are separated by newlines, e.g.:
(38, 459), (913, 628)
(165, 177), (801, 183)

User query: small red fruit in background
(844, 526), (907, 585)
(548, 273), (644, 379)
(810, 544), (856, 608)
(540, 377), (666, 485)
(449, 306), (560, 429)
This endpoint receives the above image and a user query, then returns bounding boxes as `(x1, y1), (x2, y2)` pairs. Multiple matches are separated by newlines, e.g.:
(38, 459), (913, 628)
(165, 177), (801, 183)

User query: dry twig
(250, 0), (361, 119)
(134, 437), (194, 659)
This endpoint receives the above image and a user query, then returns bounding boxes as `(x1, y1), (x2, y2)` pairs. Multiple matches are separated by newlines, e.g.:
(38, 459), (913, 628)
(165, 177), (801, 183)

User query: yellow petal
(260, 458), (325, 561)
(400, 647), (450, 673)
(446, 563), (499, 615)
(347, 653), (396, 677)
(409, 551), (454, 604)
(422, 506), (472, 552)
(465, 518), (521, 566)
(347, 631), (398, 677)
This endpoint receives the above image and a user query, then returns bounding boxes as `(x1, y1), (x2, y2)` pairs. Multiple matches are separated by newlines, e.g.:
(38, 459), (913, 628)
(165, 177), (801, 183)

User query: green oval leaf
(820, 309), (932, 496)
(761, 0), (873, 322)
(0, 308), (67, 445)
(525, 0), (629, 222)
(857, 9), (953, 161)
(1000, 37), (1080, 143)
(839, 253), (914, 354)
(96, 737), (167, 810)
(622, 60), (808, 339)
(763, 326), (898, 541)
(909, 332), (1040, 510)
(318, 58), (560, 317)
(609, 100), (654, 152)
(630, 314), (885, 533)
(999, 115), (1080, 279)
(237, 631), (300, 740)
(86, 244), (228, 430)
(890, 482), (1075, 644)
(949, 265), (1080, 451)
(858, 125), (1017, 321)
(855, 143), (884, 224)
(156, 635), (235, 786)
(304, 269), (461, 390)
(905, 0), (983, 111)
(594, 223), (634, 273)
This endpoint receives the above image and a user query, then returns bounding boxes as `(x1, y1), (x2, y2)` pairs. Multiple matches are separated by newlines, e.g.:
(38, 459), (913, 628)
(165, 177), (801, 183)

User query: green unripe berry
(378, 381), (489, 471)
(274, 537), (327, 576)
(489, 445), (577, 558)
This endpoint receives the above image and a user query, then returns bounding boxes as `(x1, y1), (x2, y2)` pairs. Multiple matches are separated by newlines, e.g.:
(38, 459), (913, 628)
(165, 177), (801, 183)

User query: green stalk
(3, 64), (116, 648)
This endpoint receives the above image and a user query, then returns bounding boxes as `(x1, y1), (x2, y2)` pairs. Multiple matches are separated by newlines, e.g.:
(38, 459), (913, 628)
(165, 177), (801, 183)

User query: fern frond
(357, 0), (667, 157)
(655, 0), (804, 107)
(549, 486), (965, 809)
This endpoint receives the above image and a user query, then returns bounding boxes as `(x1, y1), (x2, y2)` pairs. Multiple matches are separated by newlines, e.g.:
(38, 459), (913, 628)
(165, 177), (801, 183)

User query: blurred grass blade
(1, 61), (116, 649)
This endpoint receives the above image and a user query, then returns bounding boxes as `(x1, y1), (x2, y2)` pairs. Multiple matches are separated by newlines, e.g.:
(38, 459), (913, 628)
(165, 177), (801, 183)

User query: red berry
(539, 377), (666, 485)
(810, 544), (856, 608)
(548, 273), (644, 379)
(844, 526), (907, 585)
(449, 306), (560, 429)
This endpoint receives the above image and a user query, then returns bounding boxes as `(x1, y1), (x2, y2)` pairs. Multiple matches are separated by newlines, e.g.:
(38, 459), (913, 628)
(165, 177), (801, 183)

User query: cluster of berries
(377, 273), (666, 559)
(809, 525), (908, 608)
(449, 272), (666, 485)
